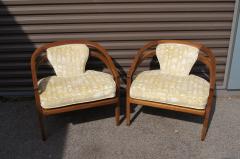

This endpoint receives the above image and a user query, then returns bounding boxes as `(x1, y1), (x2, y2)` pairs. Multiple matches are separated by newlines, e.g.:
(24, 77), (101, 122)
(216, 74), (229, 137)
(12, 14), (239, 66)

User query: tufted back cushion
(47, 44), (89, 77)
(156, 43), (199, 76)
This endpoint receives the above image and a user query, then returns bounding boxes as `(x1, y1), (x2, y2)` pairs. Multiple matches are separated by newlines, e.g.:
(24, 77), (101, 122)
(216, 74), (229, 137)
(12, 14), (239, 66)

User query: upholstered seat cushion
(130, 70), (210, 109)
(38, 70), (116, 109)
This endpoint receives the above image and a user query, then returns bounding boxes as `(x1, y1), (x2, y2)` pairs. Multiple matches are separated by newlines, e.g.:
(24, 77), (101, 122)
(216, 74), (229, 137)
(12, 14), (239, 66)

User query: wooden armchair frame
(126, 40), (216, 141)
(31, 40), (120, 141)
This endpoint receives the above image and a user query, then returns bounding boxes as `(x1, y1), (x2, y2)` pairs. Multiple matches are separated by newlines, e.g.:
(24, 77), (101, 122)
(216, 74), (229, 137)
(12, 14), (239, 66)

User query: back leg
(38, 113), (47, 141)
(201, 95), (214, 141)
(126, 100), (131, 126)
(115, 101), (120, 126)
(201, 114), (210, 141)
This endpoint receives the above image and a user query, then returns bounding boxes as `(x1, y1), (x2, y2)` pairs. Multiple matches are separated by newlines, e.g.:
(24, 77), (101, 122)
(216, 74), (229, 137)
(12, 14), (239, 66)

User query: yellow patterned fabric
(130, 70), (210, 109)
(47, 44), (89, 77)
(38, 70), (116, 109)
(156, 43), (199, 76)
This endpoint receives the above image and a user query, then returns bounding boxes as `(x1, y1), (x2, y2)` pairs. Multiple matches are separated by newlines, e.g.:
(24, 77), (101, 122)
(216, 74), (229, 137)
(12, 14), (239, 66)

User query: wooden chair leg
(201, 94), (214, 141)
(126, 100), (131, 126)
(38, 113), (47, 141)
(115, 101), (120, 126)
(201, 113), (210, 141)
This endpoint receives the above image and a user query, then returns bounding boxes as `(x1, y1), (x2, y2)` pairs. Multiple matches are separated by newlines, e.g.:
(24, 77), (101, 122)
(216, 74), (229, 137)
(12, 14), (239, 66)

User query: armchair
(31, 40), (120, 140)
(126, 40), (216, 141)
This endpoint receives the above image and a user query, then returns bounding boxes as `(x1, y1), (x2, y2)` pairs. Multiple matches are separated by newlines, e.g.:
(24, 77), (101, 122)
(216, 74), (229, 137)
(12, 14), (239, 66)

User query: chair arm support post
(199, 46), (216, 91)
(31, 47), (46, 113)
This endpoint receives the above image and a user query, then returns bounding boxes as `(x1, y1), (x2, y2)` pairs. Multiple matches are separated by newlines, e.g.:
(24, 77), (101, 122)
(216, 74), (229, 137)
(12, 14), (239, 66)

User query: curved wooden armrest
(31, 47), (46, 92)
(127, 50), (156, 80)
(127, 41), (158, 79)
(86, 42), (120, 81)
(89, 50), (120, 90)
(31, 46), (47, 112)
(127, 54), (142, 79)
(198, 46), (216, 90)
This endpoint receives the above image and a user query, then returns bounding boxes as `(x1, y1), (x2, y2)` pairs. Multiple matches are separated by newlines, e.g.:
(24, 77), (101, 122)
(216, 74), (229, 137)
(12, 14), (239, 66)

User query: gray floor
(0, 93), (240, 159)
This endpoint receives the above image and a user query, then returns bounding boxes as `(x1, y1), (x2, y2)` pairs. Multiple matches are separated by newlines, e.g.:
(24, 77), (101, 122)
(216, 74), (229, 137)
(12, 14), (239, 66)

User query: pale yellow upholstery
(130, 70), (210, 109)
(156, 43), (199, 76)
(38, 70), (116, 109)
(47, 44), (89, 77)
(130, 43), (209, 109)
(39, 44), (116, 109)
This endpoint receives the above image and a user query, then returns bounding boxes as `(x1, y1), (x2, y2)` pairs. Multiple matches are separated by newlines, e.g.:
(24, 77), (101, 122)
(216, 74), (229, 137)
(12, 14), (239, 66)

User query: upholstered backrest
(47, 44), (89, 77)
(156, 43), (199, 76)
